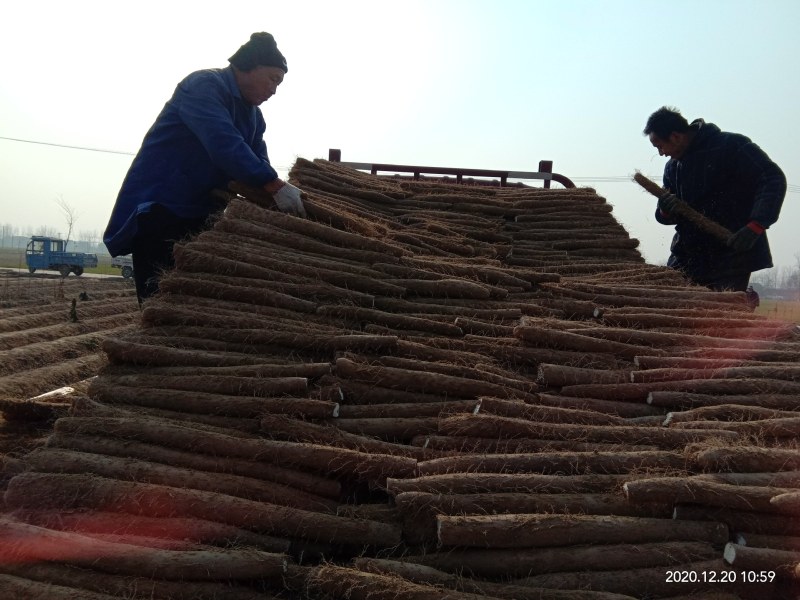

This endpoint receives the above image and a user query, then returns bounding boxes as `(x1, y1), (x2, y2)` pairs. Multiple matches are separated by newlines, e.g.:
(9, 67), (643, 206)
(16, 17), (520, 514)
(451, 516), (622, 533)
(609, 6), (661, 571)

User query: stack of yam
(1, 157), (799, 599)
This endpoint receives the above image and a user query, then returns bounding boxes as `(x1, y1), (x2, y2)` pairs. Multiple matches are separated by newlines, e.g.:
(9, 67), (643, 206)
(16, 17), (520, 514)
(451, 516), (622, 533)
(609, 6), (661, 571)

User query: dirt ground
(0, 268), (134, 306)
(0, 269), (138, 493)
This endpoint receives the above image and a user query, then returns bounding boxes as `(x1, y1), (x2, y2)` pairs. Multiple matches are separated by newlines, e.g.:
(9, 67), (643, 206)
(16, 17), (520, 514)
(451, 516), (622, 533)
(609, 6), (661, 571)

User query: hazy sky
(1, 0), (798, 269)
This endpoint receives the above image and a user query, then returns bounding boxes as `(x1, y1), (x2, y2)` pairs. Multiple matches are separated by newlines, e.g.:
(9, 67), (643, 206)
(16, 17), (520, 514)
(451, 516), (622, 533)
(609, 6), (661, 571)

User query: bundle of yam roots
(2, 158), (799, 599)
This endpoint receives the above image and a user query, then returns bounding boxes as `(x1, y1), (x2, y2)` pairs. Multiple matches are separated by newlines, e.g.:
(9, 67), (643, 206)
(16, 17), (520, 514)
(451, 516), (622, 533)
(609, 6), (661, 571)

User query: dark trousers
(695, 272), (751, 292)
(131, 206), (208, 304)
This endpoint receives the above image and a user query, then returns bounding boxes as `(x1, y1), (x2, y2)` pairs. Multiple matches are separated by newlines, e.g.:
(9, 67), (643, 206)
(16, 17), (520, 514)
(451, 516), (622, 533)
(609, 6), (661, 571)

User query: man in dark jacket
(643, 106), (786, 291)
(104, 32), (305, 303)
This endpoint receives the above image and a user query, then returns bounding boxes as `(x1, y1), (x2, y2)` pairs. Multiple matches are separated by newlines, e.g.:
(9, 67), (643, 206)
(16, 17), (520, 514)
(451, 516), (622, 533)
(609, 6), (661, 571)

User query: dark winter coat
(104, 67), (279, 257)
(655, 120), (786, 283)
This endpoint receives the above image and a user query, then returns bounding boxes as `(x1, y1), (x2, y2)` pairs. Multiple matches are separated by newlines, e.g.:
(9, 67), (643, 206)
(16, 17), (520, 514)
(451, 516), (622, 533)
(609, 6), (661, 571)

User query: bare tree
(751, 267), (778, 290)
(35, 225), (59, 237)
(55, 195), (79, 250)
(79, 229), (101, 251)
(0, 223), (15, 248)
(777, 260), (799, 293)
(793, 253), (800, 297)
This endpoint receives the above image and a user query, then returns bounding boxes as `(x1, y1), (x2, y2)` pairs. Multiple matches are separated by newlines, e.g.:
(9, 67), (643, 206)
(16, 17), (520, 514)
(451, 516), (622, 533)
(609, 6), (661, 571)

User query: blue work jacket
(104, 66), (279, 256)
(655, 120), (786, 282)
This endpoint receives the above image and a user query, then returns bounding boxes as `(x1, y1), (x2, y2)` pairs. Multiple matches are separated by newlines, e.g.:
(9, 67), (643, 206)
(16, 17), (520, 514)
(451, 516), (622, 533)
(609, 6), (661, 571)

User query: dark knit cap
(229, 32), (287, 73)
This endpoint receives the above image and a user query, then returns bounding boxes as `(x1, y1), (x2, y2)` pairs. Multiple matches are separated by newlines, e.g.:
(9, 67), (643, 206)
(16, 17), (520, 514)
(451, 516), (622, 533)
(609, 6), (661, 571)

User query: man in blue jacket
(104, 32), (305, 303)
(643, 106), (786, 291)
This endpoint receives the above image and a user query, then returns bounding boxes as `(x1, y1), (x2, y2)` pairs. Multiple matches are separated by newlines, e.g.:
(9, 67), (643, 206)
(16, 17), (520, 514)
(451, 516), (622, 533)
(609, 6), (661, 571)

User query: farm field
(757, 298), (800, 324)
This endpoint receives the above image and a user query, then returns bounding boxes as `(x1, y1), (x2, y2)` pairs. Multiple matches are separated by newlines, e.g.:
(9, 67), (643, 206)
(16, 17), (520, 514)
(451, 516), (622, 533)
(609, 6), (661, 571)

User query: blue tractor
(25, 236), (98, 277)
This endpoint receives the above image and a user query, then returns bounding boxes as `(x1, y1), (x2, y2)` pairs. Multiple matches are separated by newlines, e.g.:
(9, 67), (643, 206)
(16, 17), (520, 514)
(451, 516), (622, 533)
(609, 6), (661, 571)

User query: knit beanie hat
(229, 32), (287, 73)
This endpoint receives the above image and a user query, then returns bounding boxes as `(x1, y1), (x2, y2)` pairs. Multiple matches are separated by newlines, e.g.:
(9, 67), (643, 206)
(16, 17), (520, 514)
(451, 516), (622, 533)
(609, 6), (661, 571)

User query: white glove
(273, 182), (307, 218)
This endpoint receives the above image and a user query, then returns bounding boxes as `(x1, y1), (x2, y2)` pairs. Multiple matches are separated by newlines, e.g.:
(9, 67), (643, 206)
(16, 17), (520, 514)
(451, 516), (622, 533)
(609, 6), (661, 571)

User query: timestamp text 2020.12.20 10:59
(665, 570), (776, 584)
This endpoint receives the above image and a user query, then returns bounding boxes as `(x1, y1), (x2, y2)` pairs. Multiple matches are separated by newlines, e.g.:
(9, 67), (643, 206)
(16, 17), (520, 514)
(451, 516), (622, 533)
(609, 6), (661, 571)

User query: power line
(574, 175), (800, 194)
(571, 176), (661, 182)
(0, 135), (135, 156)
(1, 135), (798, 192)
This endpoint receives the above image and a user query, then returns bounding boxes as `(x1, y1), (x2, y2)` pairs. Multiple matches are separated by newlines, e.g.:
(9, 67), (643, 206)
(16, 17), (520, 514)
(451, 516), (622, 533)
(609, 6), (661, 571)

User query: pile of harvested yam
(1, 158), (799, 599)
